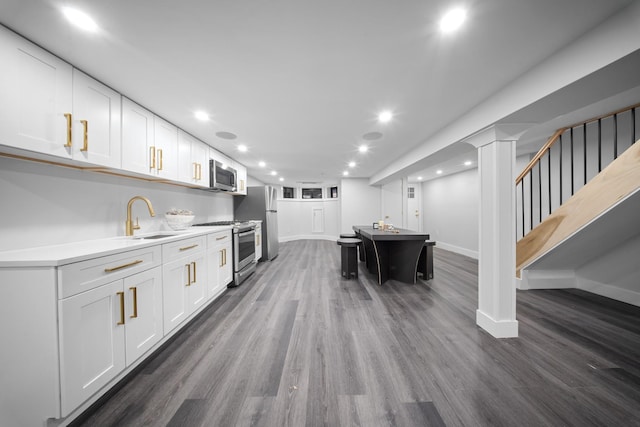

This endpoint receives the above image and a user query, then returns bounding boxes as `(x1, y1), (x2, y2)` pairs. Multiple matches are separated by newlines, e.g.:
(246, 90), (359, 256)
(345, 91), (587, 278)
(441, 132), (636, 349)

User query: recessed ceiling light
(440, 7), (467, 33)
(417, 176), (423, 181)
(258, 161), (266, 167)
(279, 177), (284, 182)
(270, 171), (277, 176)
(436, 170), (443, 175)
(238, 144), (247, 152)
(343, 171), (349, 176)
(348, 161), (356, 168)
(194, 111), (209, 121)
(378, 110), (393, 123)
(464, 160), (472, 166)
(62, 7), (98, 32)
(358, 145), (368, 153)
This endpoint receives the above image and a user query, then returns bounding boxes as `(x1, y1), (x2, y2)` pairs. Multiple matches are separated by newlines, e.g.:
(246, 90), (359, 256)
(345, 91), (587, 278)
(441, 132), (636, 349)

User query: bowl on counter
(165, 214), (195, 230)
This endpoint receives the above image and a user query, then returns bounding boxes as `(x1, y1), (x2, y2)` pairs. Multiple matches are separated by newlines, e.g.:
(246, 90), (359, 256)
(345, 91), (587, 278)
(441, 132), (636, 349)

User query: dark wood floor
(74, 240), (640, 427)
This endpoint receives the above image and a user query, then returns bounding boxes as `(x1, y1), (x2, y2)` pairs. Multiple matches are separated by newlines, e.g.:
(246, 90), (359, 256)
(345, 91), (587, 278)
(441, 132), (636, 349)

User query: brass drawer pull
(80, 120), (88, 151)
(179, 244), (199, 251)
(215, 235), (227, 241)
(191, 261), (197, 283)
(150, 146), (156, 169)
(64, 113), (72, 147)
(186, 264), (191, 286)
(104, 259), (143, 273)
(129, 287), (138, 318)
(117, 291), (125, 325)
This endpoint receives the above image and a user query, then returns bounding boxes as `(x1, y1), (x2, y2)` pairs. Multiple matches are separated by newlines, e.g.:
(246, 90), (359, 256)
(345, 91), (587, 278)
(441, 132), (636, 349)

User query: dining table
(352, 225), (430, 285)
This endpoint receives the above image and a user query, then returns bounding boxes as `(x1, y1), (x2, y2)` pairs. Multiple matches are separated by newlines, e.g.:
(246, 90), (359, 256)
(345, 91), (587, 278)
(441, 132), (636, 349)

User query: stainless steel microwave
(209, 159), (237, 192)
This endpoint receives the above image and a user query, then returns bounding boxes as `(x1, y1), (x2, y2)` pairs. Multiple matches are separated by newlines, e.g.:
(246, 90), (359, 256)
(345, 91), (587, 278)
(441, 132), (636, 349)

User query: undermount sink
(134, 233), (178, 240)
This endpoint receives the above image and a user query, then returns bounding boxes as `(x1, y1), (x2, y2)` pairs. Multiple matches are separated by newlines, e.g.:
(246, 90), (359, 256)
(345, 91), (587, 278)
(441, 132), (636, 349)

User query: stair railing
(516, 102), (640, 240)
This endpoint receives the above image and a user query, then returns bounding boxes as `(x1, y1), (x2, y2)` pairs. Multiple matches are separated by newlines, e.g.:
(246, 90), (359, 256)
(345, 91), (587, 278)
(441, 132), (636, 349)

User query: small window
(283, 187), (295, 199)
(330, 186), (338, 198)
(301, 188), (322, 199)
(408, 187), (415, 199)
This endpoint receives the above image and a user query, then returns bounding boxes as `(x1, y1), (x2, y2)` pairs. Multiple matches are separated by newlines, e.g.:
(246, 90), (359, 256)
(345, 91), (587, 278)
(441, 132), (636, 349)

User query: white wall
(421, 168), (480, 258)
(0, 156), (233, 251)
(381, 180), (404, 228)
(340, 178), (381, 234)
(278, 198), (339, 241)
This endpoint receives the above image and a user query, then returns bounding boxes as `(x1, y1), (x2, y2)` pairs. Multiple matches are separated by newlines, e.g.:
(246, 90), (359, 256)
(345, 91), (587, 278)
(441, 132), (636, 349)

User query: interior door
(381, 180), (403, 228)
(407, 183), (422, 232)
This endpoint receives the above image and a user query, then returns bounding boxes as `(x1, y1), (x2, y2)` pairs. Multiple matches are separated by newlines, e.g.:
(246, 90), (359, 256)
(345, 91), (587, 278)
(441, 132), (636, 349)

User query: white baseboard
(279, 235), (337, 243)
(577, 278), (640, 307)
(435, 241), (478, 259)
(519, 269), (576, 290)
(476, 309), (518, 338)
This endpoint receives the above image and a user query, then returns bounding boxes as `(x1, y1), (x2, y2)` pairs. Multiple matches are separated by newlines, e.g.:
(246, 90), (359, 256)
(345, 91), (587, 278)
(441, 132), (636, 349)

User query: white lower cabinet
(162, 235), (207, 333)
(58, 266), (162, 416)
(207, 230), (233, 299)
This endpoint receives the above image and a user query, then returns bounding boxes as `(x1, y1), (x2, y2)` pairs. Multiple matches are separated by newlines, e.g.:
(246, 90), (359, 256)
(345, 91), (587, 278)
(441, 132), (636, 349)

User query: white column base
(476, 309), (518, 338)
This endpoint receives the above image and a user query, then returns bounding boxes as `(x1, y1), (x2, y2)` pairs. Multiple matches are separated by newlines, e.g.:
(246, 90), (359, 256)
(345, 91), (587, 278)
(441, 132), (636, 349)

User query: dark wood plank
(72, 241), (640, 427)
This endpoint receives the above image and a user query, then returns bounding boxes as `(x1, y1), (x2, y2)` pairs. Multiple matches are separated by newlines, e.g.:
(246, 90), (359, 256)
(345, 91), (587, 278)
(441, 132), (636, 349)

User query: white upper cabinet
(121, 97), (154, 175)
(71, 70), (121, 168)
(177, 130), (209, 188)
(233, 161), (247, 195)
(153, 116), (178, 180)
(0, 26), (73, 158)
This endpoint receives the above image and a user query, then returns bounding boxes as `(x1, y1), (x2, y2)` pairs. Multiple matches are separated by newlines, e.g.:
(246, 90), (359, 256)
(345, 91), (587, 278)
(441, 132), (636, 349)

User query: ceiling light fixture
(440, 7), (467, 33)
(378, 110), (393, 123)
(358, 144), (368, 153)
(464, 160), (472, 166)
(417, 176), (423, 181)
(279, 177), (284, 182)
(62, 7), (98, 32)
(343, 171), (349, 176)
(436, 170), (443, 175)
(258, 161), (266, 167)
(270, 171), (277, 176)
(194, 111), (209, 121)
(348, 161), (356, 168)
(238, 144), (247, 152)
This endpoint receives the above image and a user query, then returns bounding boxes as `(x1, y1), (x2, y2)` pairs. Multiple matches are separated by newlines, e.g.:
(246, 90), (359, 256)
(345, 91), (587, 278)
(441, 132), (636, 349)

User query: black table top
(353, 225), (430, 241)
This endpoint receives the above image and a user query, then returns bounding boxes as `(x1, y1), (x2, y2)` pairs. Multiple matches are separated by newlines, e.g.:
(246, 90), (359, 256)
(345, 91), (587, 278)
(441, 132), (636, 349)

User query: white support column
(466, 125), (524, 338)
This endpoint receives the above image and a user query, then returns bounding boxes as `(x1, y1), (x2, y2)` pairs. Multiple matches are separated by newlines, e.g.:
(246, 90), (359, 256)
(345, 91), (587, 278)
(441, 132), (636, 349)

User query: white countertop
(0, 226), (233, 268)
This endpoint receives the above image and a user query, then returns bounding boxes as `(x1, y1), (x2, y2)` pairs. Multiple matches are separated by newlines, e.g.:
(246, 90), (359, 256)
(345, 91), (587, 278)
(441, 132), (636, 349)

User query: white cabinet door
(153, 116), (178, 180)
(234, 162), (247, 195)
(219, 237), (233, 287)
(0, 26), (72, 158)
(71, 70), (121, 168)
(162, 258), (190, 334)
(58, 280), (126, 416)
(186, 252), (207, 312)
(121, 97), (154, 175)
(207, 231), (232, 298)
(177, 130), (209, 187)
(123, 267), (163, 365)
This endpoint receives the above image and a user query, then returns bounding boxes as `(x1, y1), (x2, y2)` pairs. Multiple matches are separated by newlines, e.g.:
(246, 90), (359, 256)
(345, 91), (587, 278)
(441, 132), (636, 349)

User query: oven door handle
(238, 230), (255, 238)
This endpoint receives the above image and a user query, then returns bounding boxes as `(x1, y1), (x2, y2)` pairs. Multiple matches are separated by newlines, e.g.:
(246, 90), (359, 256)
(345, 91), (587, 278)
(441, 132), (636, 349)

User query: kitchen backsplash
(0, 156), (234, 251)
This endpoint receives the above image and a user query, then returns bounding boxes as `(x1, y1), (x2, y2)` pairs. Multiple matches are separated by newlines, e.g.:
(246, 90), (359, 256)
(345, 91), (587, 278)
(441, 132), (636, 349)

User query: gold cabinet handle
(104, 259), (143, 273)
(80, 120), (88, 151)
(193, 162), (198, 180)
(150, 146), (156, 169)
(257, 235), (261, 246)
(179, 244), (199, 251)
(191, 261), (197, 283)
(223, 248), (227, 266)
(117, 291), (125, 325)
(219, 249), (224, 267)
(240, 179), (245, 191)
(64, 113), (72, 147)
(186, 264), (191, 286)
(158, 149), (163, 171)
(129, 287), (138, 318)
(216, 235), (227, 241)
(197, 163), (202, 180)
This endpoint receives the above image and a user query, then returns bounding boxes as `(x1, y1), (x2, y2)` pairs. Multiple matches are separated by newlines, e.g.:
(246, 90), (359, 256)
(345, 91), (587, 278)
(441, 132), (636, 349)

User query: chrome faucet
(126, 196), (155, 236)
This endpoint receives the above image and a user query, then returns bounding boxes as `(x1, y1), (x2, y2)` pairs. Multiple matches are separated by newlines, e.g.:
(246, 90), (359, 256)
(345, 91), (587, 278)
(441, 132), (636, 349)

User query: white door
(153, 116), (178, 180)
(406, 183), (422, 232)
(381, 180), (404, 228)
(72, 70), (121, 168)
(219, 239), (233, 286)
(121, 98), (154, 175)
(124, 267), (163, 365)
(186, 253), (207, 313)
(0, 27), (73, 158)
(58, 280), (126, 416)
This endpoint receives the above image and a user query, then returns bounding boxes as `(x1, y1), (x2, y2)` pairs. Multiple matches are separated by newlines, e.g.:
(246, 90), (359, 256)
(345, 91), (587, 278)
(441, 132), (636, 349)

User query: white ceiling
(0, 0), (635, 186)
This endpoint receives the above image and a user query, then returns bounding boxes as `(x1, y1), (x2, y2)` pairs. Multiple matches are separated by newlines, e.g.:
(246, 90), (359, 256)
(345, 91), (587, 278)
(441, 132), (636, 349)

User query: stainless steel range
(193, 220), (256, 286)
